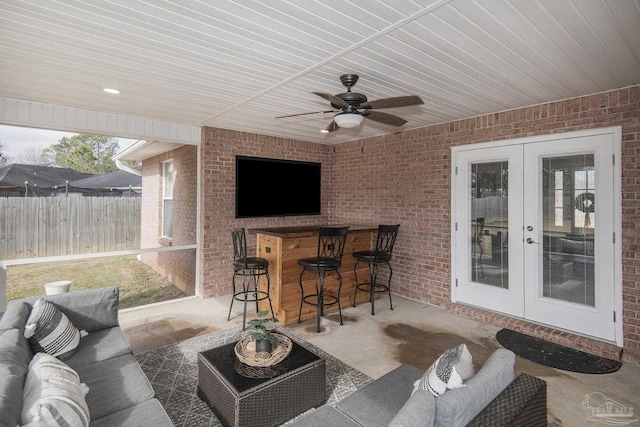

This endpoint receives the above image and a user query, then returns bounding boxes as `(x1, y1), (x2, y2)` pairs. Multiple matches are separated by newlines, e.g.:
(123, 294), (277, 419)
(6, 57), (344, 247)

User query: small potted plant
(247, 310), (278, 354)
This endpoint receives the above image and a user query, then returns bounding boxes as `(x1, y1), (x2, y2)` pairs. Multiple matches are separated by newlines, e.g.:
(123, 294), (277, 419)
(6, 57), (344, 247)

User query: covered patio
(119, 294), (640, 426)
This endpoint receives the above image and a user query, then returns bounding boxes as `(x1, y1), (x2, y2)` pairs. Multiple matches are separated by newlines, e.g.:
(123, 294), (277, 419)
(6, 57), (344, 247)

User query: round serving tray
(234, 333), (292, 367)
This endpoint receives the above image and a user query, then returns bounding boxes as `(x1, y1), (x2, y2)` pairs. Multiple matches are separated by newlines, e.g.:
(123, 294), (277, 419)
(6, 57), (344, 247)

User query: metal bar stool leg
(387, 262), (394, 310)
(241, 274), (249, 330)
(369, 262), (377, 315)
(298, 269), (305, 324)
(316, 271), (324, 333)
(352, 260), (360, 307)
(336, 269), (344, 325)
(227, 272), (237, 322)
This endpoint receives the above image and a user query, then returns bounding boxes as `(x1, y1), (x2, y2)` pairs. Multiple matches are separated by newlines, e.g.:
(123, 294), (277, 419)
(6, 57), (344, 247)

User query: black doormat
(496, 329), (621, 374)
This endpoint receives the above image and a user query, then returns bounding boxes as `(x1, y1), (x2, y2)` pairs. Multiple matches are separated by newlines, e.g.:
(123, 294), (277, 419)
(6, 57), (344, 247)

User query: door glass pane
(541, 155), (595, 306)
(470, 161), (509, 288)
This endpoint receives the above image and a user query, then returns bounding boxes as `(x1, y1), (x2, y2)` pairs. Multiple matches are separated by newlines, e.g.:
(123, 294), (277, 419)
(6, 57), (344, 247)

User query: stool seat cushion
(298, 257), (341, 270)
(234, 257), (269, 269)
(353, 250), (391, 262)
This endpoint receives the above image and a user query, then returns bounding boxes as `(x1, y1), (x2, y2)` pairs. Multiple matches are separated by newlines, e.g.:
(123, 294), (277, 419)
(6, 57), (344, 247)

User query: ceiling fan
(276, 74), (424, 132)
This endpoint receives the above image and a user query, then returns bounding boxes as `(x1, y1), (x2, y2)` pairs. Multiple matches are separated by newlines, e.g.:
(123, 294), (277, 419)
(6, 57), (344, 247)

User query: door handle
(526, 238), (538, 244)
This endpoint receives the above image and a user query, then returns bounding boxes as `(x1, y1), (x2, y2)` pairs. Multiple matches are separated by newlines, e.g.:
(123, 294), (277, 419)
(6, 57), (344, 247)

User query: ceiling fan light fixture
(334, 113), (363, 128)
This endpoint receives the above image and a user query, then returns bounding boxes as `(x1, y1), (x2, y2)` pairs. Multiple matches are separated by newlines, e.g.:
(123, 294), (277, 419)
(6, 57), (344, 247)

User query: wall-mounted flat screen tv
(235, 156), (321, 218)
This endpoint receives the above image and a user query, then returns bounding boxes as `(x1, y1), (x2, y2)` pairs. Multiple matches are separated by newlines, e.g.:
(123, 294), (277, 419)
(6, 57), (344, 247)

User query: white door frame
(451, 126), (623, 347)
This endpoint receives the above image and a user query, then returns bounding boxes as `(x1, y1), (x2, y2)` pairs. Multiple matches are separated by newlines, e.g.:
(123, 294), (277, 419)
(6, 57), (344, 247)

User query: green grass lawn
(7, 255), (188, 309)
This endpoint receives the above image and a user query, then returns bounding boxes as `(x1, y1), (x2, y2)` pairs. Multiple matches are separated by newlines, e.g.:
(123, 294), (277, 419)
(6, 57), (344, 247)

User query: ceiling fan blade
(313, 92), (350, 109)
(275, 110), (335, 119)
(360, 95), (423, 110)
(362, 111), (407, 126)
(325, 120), (339, 132)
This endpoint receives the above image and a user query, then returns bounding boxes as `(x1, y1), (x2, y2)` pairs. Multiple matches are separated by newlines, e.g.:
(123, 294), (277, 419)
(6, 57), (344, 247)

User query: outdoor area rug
(134, 326), (373, 427)
(496, 329), (621, 374)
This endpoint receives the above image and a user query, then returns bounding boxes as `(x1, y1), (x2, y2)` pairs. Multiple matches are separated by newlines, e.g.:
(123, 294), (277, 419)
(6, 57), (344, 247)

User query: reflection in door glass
(541, 155), (595, 306)
(470, 162), (508, 288)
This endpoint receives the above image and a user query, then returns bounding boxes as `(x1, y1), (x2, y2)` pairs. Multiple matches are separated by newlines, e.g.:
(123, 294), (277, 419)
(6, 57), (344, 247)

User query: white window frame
(162, 160), (174, 239)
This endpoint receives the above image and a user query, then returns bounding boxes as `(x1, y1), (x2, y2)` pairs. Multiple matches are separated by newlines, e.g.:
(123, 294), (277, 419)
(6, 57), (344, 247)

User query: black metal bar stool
(353, 224), (400, 315)
(298, 226), (350, 333)
(228, 228), (274, 330)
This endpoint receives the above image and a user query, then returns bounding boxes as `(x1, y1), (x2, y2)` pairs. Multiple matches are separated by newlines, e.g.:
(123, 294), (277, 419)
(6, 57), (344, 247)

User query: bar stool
(298, 226), (350, 333)
(353, 224), (400, 315)
(228, 228), (274, 330)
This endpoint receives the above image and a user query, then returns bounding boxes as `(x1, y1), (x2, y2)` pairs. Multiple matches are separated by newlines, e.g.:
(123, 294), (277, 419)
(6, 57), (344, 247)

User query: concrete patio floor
(119, 294), (639, 427)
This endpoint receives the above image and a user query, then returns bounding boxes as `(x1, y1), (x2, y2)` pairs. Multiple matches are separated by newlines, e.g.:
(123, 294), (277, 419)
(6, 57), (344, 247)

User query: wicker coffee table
(197, 338), (326, 427)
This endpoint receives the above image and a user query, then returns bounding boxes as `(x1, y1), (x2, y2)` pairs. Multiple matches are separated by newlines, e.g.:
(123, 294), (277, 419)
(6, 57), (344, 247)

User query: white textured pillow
(24, 298), (86, 360)
(414, 344), (475, 397)
(21, 352), (90, 426)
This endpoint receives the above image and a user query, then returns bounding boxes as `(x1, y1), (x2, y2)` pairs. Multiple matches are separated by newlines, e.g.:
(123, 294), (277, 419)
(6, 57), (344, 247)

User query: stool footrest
(356, 283), (391, 293)
(302, 293), (340, 307)
(232, 290), (271, 303)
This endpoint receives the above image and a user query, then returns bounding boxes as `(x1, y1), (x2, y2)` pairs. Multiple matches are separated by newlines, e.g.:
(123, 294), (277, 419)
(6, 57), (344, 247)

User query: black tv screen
(235, 156), (321, 218)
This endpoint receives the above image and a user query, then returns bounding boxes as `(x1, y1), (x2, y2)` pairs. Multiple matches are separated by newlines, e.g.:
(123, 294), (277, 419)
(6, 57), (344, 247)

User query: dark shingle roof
(67, 170), (141, 190)
(0, 164), (93, 189)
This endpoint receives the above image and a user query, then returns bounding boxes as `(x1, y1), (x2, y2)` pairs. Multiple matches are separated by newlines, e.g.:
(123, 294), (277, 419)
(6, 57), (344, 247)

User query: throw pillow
(24, 298), (86, 360)
(414, 343), (475, 397)
(21, 352), (90, 427)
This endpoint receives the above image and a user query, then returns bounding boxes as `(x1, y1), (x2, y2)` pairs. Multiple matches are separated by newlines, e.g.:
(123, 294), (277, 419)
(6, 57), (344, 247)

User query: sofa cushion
(435, 349), (516, 427)
(415, 343), (474, 397)
(24, 298), (84, 360)
(89, 399), (174, 427)
(335, 364), (423, 427)
(0, 328), (32, 427)
(21, 352), (90, 427)
(75, 354), (155, 420)
(0, 300), (31, 331)
(64, 326), (132, 369)
(388, 389), (436, 427)
(289, 404), (362, 427)
(25, 286), (119, 333)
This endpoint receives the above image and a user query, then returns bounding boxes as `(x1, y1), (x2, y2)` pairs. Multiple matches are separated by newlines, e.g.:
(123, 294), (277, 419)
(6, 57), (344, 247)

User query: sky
(0, 124), (139, 164)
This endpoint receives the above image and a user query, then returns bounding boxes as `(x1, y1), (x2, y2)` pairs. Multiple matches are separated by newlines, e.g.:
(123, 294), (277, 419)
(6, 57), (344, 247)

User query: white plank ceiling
(1, 0), (639, 145)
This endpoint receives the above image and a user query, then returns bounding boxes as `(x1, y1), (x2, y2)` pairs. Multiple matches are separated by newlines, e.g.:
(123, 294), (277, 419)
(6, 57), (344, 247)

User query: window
(162, 160), (174, 238)
(574, 168), (595, 229)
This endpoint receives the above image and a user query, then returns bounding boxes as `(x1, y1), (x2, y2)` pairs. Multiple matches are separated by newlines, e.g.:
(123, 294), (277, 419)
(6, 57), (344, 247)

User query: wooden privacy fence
(0, 197), (141, 260)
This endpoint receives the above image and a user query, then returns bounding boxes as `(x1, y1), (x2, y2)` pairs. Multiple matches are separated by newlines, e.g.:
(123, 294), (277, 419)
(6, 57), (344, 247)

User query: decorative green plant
(247, 310), (279, 348)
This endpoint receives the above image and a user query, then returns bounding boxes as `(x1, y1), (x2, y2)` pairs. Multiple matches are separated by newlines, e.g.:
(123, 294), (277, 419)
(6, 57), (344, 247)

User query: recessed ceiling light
(320, 129), (329, 133)
(103, 88), (120, 94)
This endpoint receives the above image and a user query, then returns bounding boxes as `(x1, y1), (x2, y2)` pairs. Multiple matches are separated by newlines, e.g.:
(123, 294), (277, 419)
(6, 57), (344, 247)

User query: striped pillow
(21, 352), (90, 427)
(24, 299), (84, 360)
(414, 344), (475, 397)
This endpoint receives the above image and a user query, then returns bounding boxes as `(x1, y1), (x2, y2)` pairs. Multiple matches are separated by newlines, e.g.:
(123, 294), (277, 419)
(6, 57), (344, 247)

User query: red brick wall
(195, 86), (639, 362)
(141, 145), (197, 294)
(331, 85), (640, 362)
(199, 128), (333, 299)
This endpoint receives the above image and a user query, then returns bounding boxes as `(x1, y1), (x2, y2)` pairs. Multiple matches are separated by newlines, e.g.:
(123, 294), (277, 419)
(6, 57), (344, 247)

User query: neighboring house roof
(0, 163), (94, 195)
(67, 169), (141, 191)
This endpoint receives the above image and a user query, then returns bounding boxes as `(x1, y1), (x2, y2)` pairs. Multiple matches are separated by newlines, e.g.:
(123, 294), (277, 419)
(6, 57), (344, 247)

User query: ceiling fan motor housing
(332, 92), (368, 110)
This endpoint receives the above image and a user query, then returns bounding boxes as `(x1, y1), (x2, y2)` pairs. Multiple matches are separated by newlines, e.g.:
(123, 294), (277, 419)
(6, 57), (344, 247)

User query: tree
(41, 134), (119, 174)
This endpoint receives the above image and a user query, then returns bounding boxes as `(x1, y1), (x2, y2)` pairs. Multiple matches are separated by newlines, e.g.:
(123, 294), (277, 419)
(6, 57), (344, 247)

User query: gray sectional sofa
(291, 349), (547, 427)
(0, 286), (173, 427)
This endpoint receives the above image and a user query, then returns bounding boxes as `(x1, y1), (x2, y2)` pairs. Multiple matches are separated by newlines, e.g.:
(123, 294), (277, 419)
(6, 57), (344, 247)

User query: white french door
(452, 128), (621, 344)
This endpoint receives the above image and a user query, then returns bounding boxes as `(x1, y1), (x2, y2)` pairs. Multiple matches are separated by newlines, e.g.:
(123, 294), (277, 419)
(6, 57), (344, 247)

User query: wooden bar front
(253, 225), (376, 325)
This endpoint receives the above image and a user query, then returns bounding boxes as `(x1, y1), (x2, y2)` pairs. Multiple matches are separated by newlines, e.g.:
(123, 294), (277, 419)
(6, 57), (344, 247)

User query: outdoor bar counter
(251, 225), (377, 325)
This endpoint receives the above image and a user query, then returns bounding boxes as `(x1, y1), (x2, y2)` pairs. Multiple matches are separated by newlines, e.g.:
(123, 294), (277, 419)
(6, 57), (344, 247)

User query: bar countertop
(250, 224), (378, 238)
